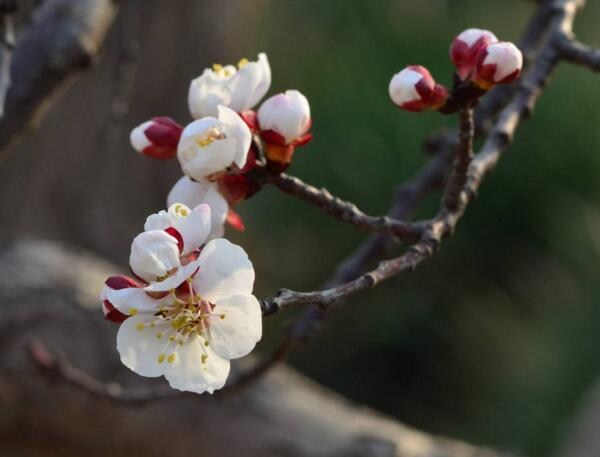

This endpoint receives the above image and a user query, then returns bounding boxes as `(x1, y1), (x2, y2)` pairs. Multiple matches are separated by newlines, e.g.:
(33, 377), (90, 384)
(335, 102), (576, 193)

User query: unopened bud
(450, 28), (498, 79)
(388, 65), (448, 112)
(473, 41), (523, 89)
(130, 117), (183, 160)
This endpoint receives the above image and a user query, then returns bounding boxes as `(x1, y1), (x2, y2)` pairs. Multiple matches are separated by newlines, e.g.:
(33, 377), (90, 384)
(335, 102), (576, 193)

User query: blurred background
(1, 0), (600, 455)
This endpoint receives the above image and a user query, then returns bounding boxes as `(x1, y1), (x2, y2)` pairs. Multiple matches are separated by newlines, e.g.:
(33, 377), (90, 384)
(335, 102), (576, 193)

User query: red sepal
(239, 110), (259, 132)
(164, 226), (184, 254)
(219, 174), (251, 205)
(226, 209), (245, 231)
(142, 117), (183, 160)
(292, 132), (313, 147)
(103, 300), (128, 323)
(261, 129), (287, 147)
(105, 275), (141, 290)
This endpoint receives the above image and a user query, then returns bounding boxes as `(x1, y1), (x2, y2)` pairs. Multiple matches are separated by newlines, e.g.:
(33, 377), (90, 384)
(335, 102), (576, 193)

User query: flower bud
(450, 28), (498, 79)
(130, 117), (183, 160)
(258, 90), (312, 146)
(388, 65), (448, 112)
(473, 41), (523, 89)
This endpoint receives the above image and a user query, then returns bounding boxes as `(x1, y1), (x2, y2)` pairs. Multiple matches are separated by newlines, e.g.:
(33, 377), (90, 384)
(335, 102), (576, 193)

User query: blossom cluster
(102, 28), (522, 395)
(103, 53), (313, 394)
(389, 28), (523, 112)
(131, 54), (312, 236)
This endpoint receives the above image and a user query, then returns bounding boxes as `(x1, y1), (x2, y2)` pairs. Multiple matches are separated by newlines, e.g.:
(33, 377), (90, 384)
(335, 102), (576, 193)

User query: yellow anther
(158, 353), (165, 364)
(135, 323), (145, 331)
(174, 204), (188, 217)
(201, 354), (208, 364)
(238, 57), (249, 68)
(156, 332), (163, 339)
(167, 354), (176, 363)
(196, 136), (215, 148)
(220, 314), (226, 320)
(150, 322), (156, 328)
(128, 307), (138, 316)
(212, 63), (222, 72)
(169, 335), (176, 342)
(223, 69), (232, 77)
(204, 340), (209, 347)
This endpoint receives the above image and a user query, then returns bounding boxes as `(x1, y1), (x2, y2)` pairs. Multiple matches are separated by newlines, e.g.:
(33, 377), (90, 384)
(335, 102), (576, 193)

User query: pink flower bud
(450, 28), (498, 79)
(388, 65), (448, 112)
(473, 41), (523, 89)
(130, 117), (183, 160)
(257, 90), (312, 146)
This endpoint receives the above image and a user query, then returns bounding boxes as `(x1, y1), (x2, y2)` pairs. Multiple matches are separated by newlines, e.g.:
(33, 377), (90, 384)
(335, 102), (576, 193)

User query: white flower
(177, 105), (252, 181)
(129, 117), (183, 160)
(188, 53), (271, 119)
(388, 65), (448, 112)
(450, 28), (498, 79)
(257, 90), (311, 145)
(167, 176), (229, 239)
(102, 204), (262, 394)
(474, 41), (523, 89)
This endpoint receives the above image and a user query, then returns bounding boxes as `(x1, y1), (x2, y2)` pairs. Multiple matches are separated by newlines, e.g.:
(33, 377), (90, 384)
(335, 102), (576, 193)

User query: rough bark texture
(0, 239), (514, 457)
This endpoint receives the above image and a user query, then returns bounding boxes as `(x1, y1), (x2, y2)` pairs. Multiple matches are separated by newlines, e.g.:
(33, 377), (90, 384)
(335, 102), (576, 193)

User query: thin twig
(268, 172), (424, 241)
(28, 340), (178, 404)
(556, 36), (600, 71)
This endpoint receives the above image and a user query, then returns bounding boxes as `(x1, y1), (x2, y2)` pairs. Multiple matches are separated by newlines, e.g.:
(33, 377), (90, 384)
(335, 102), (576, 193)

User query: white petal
(388, 69), (422, 106)
(103, 286), (170, 315)
(193, 238), (254, 303)
(167, 177), (229, 240)
(144, 258), (200, 293)
(179, 137), (238, 181)
(457, 28), (497, 47)
(210, 294), (262, 359)
(249, 53), (271, 108)
(175, 204), (211, 253)
(257, 90), (310, 144)
(117, 314), (170, 378)
(129, 231), (181, 283)
(130, 121), (153, 152)
(188, 73), (227, 119)
(163, 334), (231, 394)
(144, 208), (180, 232)
(217, 105), (251, 168)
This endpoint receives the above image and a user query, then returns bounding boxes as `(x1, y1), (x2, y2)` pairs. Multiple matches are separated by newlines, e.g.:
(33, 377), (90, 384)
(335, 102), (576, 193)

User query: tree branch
(260, 0), (584, 315)
(268, 172), (424, 241)
(0, 0), (117, 155)
(556, 36), (600, 71)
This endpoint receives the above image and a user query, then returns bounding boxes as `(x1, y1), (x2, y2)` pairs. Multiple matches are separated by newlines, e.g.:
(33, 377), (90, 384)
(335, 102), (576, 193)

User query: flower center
(136, 279), (226, 366)
(195, 128), (224, 148)
(212, 63), (234, 78)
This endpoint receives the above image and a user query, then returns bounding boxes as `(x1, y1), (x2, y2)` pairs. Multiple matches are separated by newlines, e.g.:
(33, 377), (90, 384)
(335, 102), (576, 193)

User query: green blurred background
(2, 0), (600, 455)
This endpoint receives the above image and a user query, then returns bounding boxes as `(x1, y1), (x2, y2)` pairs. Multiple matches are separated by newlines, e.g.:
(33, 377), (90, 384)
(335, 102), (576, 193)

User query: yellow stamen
(128, 307), (138, 316)
(212, 63), (222, 72)
(201, 354), (208, 364)
(238, 57), (249, 68)
(167, 354), (176, 363)
(196, 136), (215, 148)
(135, 323), (145, 331)
(158, 353), (165, 364)
(156, 332), (163, 339)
